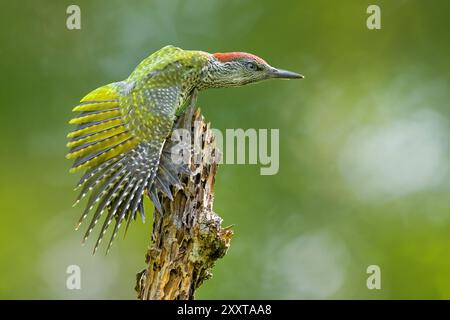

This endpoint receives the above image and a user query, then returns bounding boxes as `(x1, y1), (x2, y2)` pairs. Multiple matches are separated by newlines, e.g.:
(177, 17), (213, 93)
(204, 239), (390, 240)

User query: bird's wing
(67, 69), (188, 254)
(67, 82), (138, 173)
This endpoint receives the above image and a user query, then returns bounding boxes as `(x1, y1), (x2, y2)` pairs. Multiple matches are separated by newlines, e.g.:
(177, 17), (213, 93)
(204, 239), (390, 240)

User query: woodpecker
(67, 45), (303, 253)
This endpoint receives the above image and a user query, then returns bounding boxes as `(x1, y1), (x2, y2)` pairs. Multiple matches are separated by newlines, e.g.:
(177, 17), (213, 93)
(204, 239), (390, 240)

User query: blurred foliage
(0, 0), (449, 299)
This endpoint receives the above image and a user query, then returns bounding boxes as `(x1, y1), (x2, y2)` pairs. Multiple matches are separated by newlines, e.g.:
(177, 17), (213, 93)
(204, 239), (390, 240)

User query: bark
(135, 108), (233, 300)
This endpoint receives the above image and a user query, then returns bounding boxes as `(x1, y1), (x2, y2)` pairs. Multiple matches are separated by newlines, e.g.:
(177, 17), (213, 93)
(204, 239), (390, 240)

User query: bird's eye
(246, 62), (259, 71)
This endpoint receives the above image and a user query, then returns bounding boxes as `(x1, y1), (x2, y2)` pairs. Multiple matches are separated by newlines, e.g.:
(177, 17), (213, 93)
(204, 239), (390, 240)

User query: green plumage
(67, 45), (303, 253)
(67, 46), (209, 253)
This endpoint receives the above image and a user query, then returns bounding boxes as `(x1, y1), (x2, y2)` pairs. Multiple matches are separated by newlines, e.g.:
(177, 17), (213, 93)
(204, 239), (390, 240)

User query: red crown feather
(213, 52), (267, 65)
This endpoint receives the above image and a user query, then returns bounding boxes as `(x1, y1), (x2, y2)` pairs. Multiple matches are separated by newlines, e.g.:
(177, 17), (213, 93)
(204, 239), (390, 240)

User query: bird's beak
(270, 68), (304, 79)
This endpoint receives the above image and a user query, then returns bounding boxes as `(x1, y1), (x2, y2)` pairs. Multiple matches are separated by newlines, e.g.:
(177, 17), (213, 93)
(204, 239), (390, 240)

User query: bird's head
(202, 51), (303, 88)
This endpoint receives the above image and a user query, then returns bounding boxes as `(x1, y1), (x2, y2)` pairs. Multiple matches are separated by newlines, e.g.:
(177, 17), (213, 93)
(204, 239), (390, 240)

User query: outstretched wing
(67, 69), (188, 254)
(67, 83), (138, 173)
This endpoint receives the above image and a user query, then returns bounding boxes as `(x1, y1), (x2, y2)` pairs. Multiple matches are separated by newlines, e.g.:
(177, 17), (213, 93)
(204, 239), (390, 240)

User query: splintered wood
(136, 108), (233, 300)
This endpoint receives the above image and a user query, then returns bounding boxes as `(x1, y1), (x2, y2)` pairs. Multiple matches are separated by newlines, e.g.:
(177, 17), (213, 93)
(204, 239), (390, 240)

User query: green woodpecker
(67, 45), (303, 253)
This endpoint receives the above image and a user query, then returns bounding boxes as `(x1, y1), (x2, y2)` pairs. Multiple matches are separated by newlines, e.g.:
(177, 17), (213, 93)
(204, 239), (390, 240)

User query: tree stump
(135, 107), (233, 300)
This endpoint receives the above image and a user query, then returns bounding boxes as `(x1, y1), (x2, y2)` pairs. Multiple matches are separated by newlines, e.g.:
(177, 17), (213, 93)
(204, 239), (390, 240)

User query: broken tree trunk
(135, 107), (233, 300)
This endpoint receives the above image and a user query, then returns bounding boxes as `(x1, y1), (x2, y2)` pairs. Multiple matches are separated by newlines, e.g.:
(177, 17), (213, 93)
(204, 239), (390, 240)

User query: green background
(0, 0), (449, 299)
